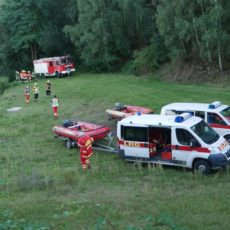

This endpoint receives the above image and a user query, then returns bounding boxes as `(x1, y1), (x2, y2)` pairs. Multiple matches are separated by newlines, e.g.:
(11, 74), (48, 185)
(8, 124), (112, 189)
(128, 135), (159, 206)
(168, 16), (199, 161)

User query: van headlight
(208, 147), (215, 153)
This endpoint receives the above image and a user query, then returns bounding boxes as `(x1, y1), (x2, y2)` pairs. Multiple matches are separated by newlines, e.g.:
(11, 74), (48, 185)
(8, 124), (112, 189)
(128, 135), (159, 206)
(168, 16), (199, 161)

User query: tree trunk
(215, 0), (223, 72)
(192, 18), (201, 49)
(30, 43), (37, 61)
(217, 41), (223, 72)
(198, 0), (212, 63)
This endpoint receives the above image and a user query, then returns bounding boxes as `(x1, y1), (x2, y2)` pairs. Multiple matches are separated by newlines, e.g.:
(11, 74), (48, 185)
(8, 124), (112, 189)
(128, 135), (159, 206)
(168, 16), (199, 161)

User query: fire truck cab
(117, 113), (230, 174)
(33, 55), (75, 77)
(161, 101), (230, 142)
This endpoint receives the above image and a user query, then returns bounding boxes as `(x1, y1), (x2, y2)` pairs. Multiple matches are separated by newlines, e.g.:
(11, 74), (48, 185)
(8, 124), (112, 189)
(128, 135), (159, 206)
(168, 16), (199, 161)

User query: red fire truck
(33, 55), (75, 77)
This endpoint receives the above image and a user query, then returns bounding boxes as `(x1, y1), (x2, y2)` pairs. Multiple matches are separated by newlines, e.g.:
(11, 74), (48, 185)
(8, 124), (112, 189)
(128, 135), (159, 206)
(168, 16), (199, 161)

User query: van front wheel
(194, 160), (211, 175)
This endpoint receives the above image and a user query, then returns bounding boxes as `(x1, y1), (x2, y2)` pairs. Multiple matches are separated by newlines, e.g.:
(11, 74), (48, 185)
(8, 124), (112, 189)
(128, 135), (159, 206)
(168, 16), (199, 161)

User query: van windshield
(191, 120), (219, 144)
(220, 107), (230, 123)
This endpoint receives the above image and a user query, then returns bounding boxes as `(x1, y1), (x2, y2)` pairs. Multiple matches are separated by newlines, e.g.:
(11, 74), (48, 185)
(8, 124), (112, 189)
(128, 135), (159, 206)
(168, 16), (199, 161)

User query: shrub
(0, 76), (10, 95)
(123, 35), (169, 75)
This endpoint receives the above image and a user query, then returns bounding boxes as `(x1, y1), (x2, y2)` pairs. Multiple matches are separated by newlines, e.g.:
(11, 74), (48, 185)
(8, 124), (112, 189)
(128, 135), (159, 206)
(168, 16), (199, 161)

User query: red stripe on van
(210, 124), (230, 129)
(171, 145), (210, 153)
(118, 140), (124, 145)
(118, 140), (149, 148)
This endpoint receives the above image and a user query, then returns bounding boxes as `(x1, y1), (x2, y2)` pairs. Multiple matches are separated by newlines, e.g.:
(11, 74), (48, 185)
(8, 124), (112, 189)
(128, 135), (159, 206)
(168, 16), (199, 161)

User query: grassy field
(1, 73), (230, 229)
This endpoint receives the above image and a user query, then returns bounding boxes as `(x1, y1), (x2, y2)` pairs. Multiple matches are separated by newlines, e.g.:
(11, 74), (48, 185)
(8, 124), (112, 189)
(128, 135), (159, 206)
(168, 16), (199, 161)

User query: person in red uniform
(24, 85), (30, 104)
(51, 95), (59, 119)
(77, 134), (94, 170)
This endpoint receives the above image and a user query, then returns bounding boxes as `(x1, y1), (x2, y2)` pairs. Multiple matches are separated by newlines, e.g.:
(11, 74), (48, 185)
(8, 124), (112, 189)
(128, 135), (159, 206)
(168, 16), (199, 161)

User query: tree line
(0, 0), (229, 79)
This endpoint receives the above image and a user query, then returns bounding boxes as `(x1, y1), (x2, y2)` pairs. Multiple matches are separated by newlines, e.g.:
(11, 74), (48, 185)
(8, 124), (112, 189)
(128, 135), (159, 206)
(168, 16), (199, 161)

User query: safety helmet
(47, 80), (50, 83)
(34, 83), (38, 86)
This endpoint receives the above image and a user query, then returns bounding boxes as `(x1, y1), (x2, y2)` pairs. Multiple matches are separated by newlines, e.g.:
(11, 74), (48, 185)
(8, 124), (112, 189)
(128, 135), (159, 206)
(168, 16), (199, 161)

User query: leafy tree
(0, 0), (49, 77)
(65, 0), (124, 71)
(117, 0), (155, 50)
(37, 0), (77, 57)
(156, 0), (196, 59)
(0, 0), (229, 77)
(0, 0), (76, 78)
(156, 0), (230, 71)
(0, 23), (18, 77)
(124, 34), (168, 75)
(0, 0), (46, 61)
(64, 0), (155, 71)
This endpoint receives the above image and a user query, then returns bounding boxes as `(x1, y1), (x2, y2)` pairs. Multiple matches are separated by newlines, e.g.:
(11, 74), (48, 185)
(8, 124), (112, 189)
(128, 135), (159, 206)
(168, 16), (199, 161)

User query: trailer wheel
(65, 139), (72, 149)
(194, 160), (211, 175)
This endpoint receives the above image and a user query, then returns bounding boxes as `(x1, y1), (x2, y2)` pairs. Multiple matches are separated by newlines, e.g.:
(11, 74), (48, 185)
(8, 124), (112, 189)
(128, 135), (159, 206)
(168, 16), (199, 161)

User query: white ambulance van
(117, 113), (230, 174)
(160, 101), (230, 142)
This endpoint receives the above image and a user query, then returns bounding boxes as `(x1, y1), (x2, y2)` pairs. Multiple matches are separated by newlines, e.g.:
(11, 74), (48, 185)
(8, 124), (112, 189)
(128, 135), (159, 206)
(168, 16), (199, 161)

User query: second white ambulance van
(161, 101), (230, 142)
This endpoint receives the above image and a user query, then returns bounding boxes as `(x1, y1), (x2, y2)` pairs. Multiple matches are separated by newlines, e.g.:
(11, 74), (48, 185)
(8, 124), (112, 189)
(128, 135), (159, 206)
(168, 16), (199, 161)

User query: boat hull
(53, 121), (111, 142)
(106, 105), (153, 120)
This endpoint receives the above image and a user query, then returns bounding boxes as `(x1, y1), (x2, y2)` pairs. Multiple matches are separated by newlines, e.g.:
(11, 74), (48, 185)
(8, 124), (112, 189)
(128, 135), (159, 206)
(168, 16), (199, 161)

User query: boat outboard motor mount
(115, 102), (123, 111)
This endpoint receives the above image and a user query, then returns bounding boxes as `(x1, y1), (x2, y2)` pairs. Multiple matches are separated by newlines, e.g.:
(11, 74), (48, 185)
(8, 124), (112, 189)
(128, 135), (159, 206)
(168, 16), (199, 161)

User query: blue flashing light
(208, 101), (221, 109)
(175, 116), (184, 122)
(208, 104), (215, 109)
(137, 111), (141, 116)
(175, 113), (191, 123)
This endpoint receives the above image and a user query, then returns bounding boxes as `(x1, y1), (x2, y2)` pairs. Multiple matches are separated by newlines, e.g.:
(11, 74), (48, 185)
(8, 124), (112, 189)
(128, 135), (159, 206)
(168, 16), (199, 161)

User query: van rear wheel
(194, 160), (210, 175)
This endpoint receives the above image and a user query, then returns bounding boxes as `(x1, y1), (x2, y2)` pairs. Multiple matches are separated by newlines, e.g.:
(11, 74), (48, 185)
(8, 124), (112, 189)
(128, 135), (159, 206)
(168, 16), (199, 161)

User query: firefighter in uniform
(33, 83), (39, 102)
(45, 80), (52, 96)
(51, 95), (59, 119)
(24, 85), (30, 104)
(77, 134), (94, 170)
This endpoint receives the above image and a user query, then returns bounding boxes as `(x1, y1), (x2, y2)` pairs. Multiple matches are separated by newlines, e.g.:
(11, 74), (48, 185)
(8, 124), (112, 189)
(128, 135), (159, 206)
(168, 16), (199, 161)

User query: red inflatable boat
(53, 120), (111, 148)
(106, 103), (154, 120)
(53, 120), (118, 152)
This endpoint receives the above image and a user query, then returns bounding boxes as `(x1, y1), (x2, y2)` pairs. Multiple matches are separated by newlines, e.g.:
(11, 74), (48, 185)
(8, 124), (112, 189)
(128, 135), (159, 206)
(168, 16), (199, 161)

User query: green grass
(1, 73), (230, 229)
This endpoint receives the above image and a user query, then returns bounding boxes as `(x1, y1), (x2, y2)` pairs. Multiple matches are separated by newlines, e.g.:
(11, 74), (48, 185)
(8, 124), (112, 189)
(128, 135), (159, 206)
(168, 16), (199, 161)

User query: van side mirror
(190, 139), (200, 147)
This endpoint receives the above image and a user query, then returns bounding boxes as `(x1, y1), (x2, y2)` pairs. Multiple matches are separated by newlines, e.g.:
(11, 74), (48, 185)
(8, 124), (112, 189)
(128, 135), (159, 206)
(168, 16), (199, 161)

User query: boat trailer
(54, 132), (118, 154)
(53, 120), (118, 153)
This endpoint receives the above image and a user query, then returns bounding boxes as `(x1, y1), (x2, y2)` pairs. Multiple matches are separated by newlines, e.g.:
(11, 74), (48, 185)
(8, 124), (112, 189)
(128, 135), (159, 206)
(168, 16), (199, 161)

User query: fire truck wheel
(225, 135), (230, 143)
(65, 139), (72, 149)
(194, 160), (211, 175)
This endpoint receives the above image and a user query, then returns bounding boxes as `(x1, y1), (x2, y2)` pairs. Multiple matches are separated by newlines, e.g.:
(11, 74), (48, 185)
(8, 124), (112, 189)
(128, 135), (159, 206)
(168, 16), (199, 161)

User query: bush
(0, 76), (10, 95)
(123, 35), (169, 75)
